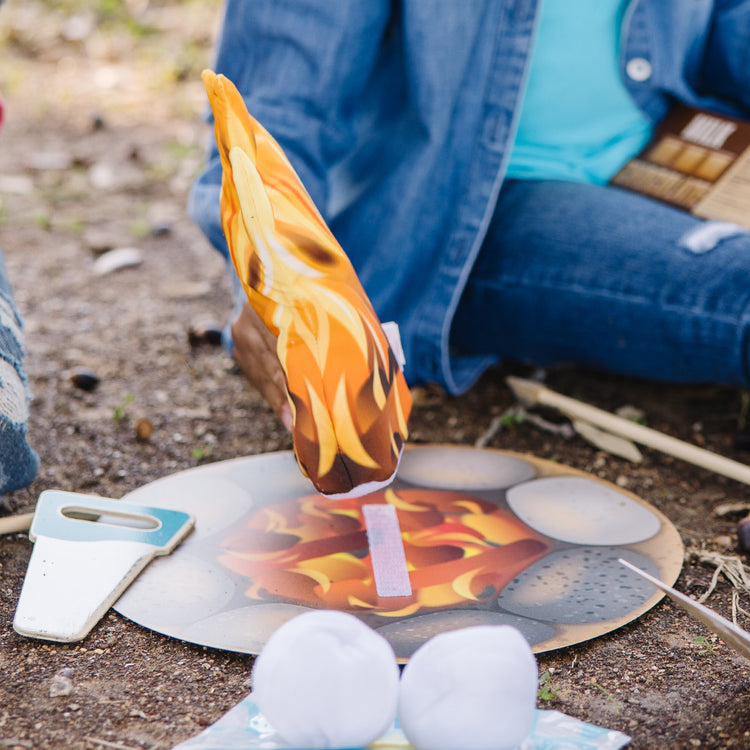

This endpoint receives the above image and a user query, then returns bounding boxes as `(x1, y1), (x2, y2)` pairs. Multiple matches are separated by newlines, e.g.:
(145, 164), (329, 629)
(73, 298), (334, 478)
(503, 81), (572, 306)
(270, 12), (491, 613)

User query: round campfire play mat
(114, 445), (683, 659)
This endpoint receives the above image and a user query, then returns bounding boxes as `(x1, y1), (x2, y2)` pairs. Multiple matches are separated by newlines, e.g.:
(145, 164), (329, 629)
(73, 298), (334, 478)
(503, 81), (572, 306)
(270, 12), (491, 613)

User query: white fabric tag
(381, 321), (406, 369)
(362, 503), (412, 598)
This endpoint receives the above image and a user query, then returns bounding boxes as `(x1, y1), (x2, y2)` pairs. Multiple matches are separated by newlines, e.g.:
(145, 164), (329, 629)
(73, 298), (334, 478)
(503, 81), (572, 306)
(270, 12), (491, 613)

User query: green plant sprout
(113, 394), (135, 422)
(33, 213), (51, 230)
(694, 635), (716, 656)
(589, 678), (620, 715)
(128, 219), (150, 237)
(500, 411), (526, 428)
(537, 670), (558, 702)
(192, 444), (214, 461)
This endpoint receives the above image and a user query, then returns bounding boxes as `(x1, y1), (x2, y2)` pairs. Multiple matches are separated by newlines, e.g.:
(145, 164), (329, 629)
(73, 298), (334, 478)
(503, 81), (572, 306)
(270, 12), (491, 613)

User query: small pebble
(150, 221), (172, 237)
(738, 516), (750, 553)
(83, 227), (118, 255)
(49, 668), (74, 698)
(69, 367), (100, 392)
(135, 418), (154, 442)
(25, 151), (73, 171)
(712, 534), (733, 549)
(188, 323), (223, 348)
(0, 174), (34, 195)
(61, 13), (95, 42)
(93, 247), (143, 276)
(90, 113), (106, 131)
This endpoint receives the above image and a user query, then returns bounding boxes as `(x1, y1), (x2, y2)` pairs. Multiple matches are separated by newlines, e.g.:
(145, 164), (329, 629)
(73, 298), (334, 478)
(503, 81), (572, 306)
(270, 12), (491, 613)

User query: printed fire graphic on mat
(218, 489), (552, 617)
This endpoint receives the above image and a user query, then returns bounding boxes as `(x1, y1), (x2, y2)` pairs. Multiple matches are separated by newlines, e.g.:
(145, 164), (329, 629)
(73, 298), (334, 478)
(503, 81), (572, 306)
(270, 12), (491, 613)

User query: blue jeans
(0, 250), (38, 494)
(453, 179), (750, 387)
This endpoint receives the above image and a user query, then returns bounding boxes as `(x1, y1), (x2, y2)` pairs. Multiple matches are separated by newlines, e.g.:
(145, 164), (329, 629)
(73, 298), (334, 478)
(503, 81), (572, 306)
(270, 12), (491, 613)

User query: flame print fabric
(201, 70), (412, 498)
(218, 488), (552, 617)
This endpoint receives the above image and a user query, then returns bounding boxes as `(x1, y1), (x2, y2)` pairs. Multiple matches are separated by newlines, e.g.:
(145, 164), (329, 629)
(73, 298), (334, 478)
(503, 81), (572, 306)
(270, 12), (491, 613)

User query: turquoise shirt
(507, 0), (654, 184)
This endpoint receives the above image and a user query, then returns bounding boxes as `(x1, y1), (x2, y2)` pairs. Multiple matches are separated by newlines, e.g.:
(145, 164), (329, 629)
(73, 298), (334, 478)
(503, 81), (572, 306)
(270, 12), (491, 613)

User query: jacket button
(626, 57), (652, 82)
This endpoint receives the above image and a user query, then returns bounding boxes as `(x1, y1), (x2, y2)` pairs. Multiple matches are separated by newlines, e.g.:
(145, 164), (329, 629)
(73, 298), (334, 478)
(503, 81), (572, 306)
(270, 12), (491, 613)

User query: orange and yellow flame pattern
(201, 70), (412, 498)
(218, 488), (551, 617)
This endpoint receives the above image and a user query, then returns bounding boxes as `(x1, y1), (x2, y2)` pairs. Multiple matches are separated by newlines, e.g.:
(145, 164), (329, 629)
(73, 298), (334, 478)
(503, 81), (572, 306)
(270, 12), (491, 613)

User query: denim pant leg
(0, 250), (38, 494)
(452, 178), (750, 387)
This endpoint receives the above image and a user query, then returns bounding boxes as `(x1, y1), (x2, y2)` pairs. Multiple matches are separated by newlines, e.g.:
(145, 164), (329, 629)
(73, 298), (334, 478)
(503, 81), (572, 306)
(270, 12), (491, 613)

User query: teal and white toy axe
(13, 490), (194, 642)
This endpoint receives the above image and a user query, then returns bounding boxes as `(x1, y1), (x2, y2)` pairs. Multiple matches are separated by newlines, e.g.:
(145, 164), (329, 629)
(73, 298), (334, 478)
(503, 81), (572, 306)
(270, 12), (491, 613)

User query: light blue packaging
(172, 694), (630, 750)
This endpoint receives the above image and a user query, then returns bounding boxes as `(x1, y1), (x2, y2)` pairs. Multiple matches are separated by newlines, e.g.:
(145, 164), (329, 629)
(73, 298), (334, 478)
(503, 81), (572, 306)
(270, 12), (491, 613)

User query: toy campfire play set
(7, 72), (750, 750)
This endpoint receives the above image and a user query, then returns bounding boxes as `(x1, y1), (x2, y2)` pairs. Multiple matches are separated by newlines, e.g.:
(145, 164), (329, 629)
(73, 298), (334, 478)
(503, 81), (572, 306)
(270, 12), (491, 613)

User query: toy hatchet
(13, 490), (193, 642)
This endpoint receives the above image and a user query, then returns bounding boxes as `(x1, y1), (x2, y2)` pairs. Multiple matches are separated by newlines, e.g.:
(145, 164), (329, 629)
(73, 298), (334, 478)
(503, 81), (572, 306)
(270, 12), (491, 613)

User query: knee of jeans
(678, 220), (749, 254)
(0, 358), (29, 424)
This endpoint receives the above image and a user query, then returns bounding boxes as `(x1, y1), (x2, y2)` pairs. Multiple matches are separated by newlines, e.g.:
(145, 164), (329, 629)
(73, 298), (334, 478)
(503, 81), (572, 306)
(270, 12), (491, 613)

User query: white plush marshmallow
(398, 625), (538, 750)
(251, 610), (399, 748)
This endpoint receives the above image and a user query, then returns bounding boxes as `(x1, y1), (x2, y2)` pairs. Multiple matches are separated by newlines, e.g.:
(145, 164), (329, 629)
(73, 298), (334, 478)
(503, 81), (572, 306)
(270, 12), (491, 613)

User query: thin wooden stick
(0, 512), (33, 536)
(507, 376), (750, 487)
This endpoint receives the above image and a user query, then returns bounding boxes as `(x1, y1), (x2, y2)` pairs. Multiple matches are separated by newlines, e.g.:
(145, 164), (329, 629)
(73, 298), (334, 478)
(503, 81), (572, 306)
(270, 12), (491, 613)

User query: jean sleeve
(188, 0), (392, 260)
(702, 1), (750, 113)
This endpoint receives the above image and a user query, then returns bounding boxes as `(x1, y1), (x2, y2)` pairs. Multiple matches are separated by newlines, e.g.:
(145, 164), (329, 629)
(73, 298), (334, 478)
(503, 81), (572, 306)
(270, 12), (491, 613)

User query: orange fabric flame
(201, 70), (412, 498)
(218, 488), (551, 617)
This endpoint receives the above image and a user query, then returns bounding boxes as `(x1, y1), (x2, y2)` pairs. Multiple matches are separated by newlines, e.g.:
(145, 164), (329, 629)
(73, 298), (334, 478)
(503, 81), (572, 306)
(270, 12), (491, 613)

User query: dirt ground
(1, 2), (750, 749)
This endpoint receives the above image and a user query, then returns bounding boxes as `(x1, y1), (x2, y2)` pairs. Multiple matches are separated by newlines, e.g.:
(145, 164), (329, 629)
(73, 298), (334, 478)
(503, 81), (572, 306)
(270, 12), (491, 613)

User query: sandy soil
(0, 3), (749, 748)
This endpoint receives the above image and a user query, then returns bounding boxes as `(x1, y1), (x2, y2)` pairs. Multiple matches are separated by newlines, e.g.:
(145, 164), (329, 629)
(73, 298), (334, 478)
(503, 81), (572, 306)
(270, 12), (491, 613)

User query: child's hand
(231, 300), (293, 431)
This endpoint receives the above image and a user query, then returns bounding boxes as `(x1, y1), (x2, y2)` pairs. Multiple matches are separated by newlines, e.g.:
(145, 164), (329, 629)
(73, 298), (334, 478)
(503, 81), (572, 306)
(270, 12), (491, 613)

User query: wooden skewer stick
(0, 512), (33, 536)
(506, 375), (750, 488)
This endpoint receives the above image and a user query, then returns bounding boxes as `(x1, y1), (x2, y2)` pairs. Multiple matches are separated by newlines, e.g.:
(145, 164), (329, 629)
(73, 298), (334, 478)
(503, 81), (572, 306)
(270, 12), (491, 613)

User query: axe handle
(0, 512), (33, 536)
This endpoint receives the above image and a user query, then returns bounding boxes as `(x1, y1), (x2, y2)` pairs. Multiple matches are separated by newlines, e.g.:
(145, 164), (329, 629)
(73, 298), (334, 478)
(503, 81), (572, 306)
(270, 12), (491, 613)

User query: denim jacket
(189, 0), (750, 394)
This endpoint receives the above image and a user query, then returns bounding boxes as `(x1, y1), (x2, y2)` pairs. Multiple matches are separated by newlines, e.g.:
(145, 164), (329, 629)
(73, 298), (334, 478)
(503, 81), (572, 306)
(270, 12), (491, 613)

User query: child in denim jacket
(191, 0), (750, 426)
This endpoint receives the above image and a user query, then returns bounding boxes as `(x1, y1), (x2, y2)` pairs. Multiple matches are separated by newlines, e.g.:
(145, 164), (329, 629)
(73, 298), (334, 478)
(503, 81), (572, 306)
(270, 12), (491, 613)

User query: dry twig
(687, 547), (750, 624)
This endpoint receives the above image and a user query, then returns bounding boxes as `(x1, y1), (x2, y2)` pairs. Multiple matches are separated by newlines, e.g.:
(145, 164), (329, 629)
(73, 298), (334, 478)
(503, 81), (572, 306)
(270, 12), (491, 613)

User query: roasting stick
(0, 512), (33, 536)
(5, 377), (744, 535)
(507, 375), (750, 487)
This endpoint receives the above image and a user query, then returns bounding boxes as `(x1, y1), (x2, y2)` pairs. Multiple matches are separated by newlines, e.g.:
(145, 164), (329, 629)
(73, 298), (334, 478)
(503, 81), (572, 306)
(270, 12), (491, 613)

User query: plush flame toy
(202, 70), (412, 498)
